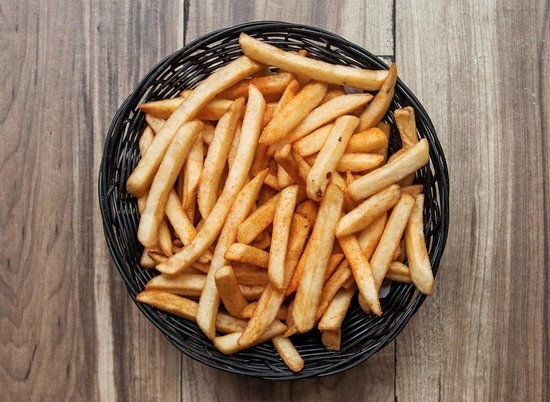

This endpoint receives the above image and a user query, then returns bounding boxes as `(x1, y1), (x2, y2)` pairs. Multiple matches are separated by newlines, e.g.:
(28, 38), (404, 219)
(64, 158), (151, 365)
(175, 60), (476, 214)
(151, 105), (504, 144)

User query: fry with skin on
(198, 98), (244, 219)
(157, 85), (265, 275)
(335, 153), (384, 172)
(386, 261), (412, 283)
(371, 193), (416, 289)
(318, 286), (356, 331)
(292, 124), (333, 157)
(345, 127), (388, 153)
(272, 336), (304, 373)
(145, 273), (206, 298)
(215, 265), (248, 318)
(307, 115), (358, 200)
(293, 184), (344, 332)
(349, 139), (430, 200)
(213, 319), (287, 355)
(128, 56), (262, 196)
(218, 72), (295, 101)
(269, 185), (300, 290)
(138, 121), (203, 248)
(239, 33), (388, 91)
(225, 243), (269, 268)
(405, 194), (434, 294)
(358, 63), (397, 131)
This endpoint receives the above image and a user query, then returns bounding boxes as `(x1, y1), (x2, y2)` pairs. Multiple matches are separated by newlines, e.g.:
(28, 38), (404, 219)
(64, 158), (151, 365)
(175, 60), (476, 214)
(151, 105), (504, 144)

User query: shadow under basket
(98, 21), (449, 380)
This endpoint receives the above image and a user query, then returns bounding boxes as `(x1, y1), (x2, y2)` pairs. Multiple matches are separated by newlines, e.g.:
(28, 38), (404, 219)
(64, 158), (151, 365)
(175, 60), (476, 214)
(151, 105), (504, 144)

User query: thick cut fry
(321, 86), (346, 104)
(140, 97), (235, 121)
(387, 261), (412, 283)
(145, 114), (165, 133)
(232, 264), (268, 286)
(324, 253), (345, 283)
(371, 194), (415, 289)
(182, 131), (204, 209)
(237, 193), (279, 244)
(285, 238), (311, 297)
(194, 169), (268, 338)
(249, 231), (271, 250)
(349, 139), (430, 200)
(158, 221), (173, 257)
(273, 79), (300, 116)
(321, 329), (341, 351)
(138, 121), (203, 247)
(157, 85), (265, 276)
(316, 261), (352, 320)
(259, 81), (328, 145)
(165, 190), (196, 245)
(128, 56), (262, 196)
(277, 164), (295, 188)
(282, 214), (311, 290)
(337, 184), (401, 237)
(225, 243), (269, 268)
(261, 103), (277, 128)
(218, 72), (294, 101)
(295, 199), (318, 226)
(272, 336), (304, 373)
(357, 212), (388, 260)
(343, 171), (358, 212)
(345, 127), (388, 153)
(139, 126), (155, 154)
(307, 115), (358, 200)
(276, 94), (372, 146)
(140, 250), (156, 268)
(394, 106), (418, 149)
(292, 124), (333, 157)
(318, 286), (356, 331)
(239, 33), (388, 91)
(338, 235), (381, 315)
(213, 320), (287, 355)
(215, 265), (248, 318)
(240, 285), (265, 300)
(269, 185), (300, 290)
(263, 172), (282, 190)
(274, 145), (306, 187)
(404, 194), (434, 294)
(293, 152), (312, 184)
(401, 184), (424, 196)
(387, 148), (406, 164)
(335, 153), (384, 172)
(201, 122), (215, 145)
(198, 98), (244, 219)
(358, 63), (398, 131)
(242, 302), (287, 320)
(227, 124), (241, 169)
(145, 273), (206, 297)
(293, 184), (344, 333)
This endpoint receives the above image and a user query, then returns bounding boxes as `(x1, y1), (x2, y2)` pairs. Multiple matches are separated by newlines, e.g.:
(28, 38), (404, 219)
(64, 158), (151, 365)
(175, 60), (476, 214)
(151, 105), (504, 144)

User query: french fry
(394, 106), (418, 149)
(139, 126), (155, 153)
(269, 185), (300, 290)
(147, 249), (168, 265)
(307, 115), (358, 200)
(259, 81), (327, 145)
(232, 264), (268, 286)
(274, 145), (306, 187)
(182, 131), (204, 209)
(138, 121), (203, 247)
(237, 193), (279, 244)
(292, 124), (333, 157)
(387, 148), (406, 164)
(324, 253), (345, 282)
(336, 184), (400, 237)
(198, 98), (244, 219)
(140, 97), (235, 121)
(320, 86), (346, 104)
(321, 329), (341, 351)
(218, 72), (294, 101)
(293, 184), (344, 333)
(376, 122), (391, 163)
(215, 265), (248, 318)
(157, 85), (265, 276)
(401, 184), (424, 197)
(282, 214), (311, 290)
(145, 114), (165, 133)
(273, 78), (300, 116)
(295, 199), (318, 226)
(357, 293), (371, 315)
(128, 56), (262, 196)
(140, 250), (157, 268)
(335, 153), (384, 172)
(345, 127), (388, 153)
(225, 243), (269, 268)
(241, 302), (287, 320)
(239, 33), (388, 91)
(358, 63), (397, 131)
(158, 221), (173, 257)
(318, 286), (356, 331)
(404, 194), (434, 294)
(386, 261), (412, 283)
(272, 336), (304, 373)
(145, 273), (206, 298)
(338, 235), (381, 315)
(240, 284), (265, 300)
(249, 231), (272, 250)
(201, 122), (215, 145)
(357, 212), (388, 260)
(227, 124), (241, 169)
(371, 194), (416, 289)
(263, 172), (282, 190)
(213, 320), (287, 355)
(344, 171), (358, 212)
(277, 164), (295, 188)
(316, 261), (352, 320)
(261, 103), (278, 128)
(349, 139), (430, 200)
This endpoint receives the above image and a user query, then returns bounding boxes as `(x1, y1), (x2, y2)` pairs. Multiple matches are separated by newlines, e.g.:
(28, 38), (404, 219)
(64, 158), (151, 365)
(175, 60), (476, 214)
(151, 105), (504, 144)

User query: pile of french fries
(128, 33), (434, 373)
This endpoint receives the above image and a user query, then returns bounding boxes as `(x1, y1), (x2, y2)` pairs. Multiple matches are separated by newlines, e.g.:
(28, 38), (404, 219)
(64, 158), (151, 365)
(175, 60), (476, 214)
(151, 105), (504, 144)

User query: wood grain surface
(0, 0), (547, 401)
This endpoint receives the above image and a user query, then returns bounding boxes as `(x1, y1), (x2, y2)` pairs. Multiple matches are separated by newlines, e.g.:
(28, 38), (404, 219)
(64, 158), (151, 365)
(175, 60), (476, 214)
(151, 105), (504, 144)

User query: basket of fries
(99, 21), (449, 379)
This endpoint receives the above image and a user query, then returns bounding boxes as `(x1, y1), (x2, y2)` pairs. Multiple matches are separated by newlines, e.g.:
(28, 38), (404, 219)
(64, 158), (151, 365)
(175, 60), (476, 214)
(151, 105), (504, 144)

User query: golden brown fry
(371, 194), (416, 289)
(140, 97), (235, 121)
(376, 122), (391, 163)
(261, 103), (278, 128)
(292, 124), (333, 157)
(394, 106), (418, 149)
(158, 220), (173, 257)
(321, 329), (341, 351)
(337, 184), (400, 237)
(320, 86), (346, 104)
(345, 127), (388, 153)
(138, 121), (203, 247)
(277, 164), (295, 188)
(274, 145), (306, 187)
(240, 284), (265, 300)
(140, 250), (157, 268)
(316, 261), (352, 320)
(201, 122), (215, 145)
(356, 212), (388, 260)
(282, 214), (311, 291)
(128, 56), (262, 197)
(295, 199), (318, 226)
(401, 184), (424, 197)
(272, 336), (304, 373)
(358, 63), (397, 131)
(145, 273), (206, 298)
(349, 139), (430, 200)
(182, 131), (203, 209)
(227, 124), (241, 169)
(335, 153), (384, 172)
(145, 114), (165, 134)
(232, 264), (268, 286)
(323, 253), (345, 283)
(318, 286), (356, 331)
(273, 79), (300, 116)
(307, 115), (358, 200)
(344, 171), (358, 212)
(198, 98), (244, 219)
(386, 261), (412, 283)
(225, 243), (270, 268)
(215, 265), (248, 318)
(139, 126), (155, 154)
(241, 302), (287, 320)
(239, 33), (388, 91)
(404, 194), (434, 294)
(218, 72), (294, 101)
(259, 81), (327, 145)
(357, 293), (371, 315)
(263, 172), (282, 190)
(293, 184), (344, 333)
(237, 193), (280, 244)
(213, 320), (287, 354)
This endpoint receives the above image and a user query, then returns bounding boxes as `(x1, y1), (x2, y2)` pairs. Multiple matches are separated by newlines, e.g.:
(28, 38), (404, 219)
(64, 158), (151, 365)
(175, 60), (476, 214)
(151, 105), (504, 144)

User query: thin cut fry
(272, 336), (304, 373)
(225, 243), (270, 268)
(215, 265), (248, 318)
(358, 63), (397, 131)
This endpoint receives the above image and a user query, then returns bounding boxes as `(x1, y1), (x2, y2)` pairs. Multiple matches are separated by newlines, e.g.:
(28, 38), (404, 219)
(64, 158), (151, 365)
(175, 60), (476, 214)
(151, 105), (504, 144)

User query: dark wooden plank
(0, 0), (184, 400)
(395, 1), (548, 400)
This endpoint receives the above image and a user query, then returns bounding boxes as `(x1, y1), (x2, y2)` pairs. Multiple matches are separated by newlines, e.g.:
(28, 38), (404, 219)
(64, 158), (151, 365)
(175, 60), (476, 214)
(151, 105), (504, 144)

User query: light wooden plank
(395, 0), (548, 401)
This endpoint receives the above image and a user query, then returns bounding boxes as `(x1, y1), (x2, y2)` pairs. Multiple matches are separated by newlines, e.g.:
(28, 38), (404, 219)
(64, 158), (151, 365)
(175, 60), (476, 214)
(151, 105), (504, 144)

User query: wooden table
(2, 1), (548, 400)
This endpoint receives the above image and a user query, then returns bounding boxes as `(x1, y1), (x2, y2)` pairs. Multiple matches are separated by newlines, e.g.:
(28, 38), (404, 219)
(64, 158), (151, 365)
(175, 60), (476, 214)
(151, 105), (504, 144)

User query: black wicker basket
(98, 21), (449, 380)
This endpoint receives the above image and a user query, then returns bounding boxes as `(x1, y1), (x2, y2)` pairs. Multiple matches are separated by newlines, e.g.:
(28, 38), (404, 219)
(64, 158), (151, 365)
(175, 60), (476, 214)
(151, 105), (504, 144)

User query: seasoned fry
(240, 284), (265, 300)
(198, 98), (244, 219)
(158, 221), (173, 257)
(272, 336), (304, 373)
(201, 122), (215, 145)
(145, 114), (165, 133)
(138, 121), (203, 247)
(218, 72), (294, 101)
(225, 243), (270, 268)
(232, 264), (268, 286)
(321, 329), (341, 351)
(269, 185), (300, 290)
(282, 214), (311, 290)
(277, 164), (295, 188)
(323, 253), (345, 283)
(292, 124), (333, 157)
(241, 302), (287, 320)
(295, 199), (318, 226)
(336, 184), (400, 237)
(335, 153), (384, 172)
(345, 127), (388, 153)
(371, 194), (416, 289)
(182, 131), (204, 209)
(140, 97), (235, 121)
(357, 212), (388, 260)
(318, 286), (356, 331)
(239, 33), (388, 91)
(139, 126), (155, 154)
(273, 79), (300, 116)
(293, 184), (344, 332)
(320, 86), (346, 104)
(213, 320), (287, 354)
(316, 261), (352, 320)
(274, 145), (306, 187)
(405, 194), (434, 294)
(145, 273), (206, 298)
(387, 261), (412, 283)
(140, 250), (157, 268)
(128, 56), (262, 196)
(227, 124), (241, 169)
(349, 139), (430, 200)
(215, 265), (248, 318)
(237, 193), (279, 244)
(358, 63), (397, 131)
(307, 115), (358, 200)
